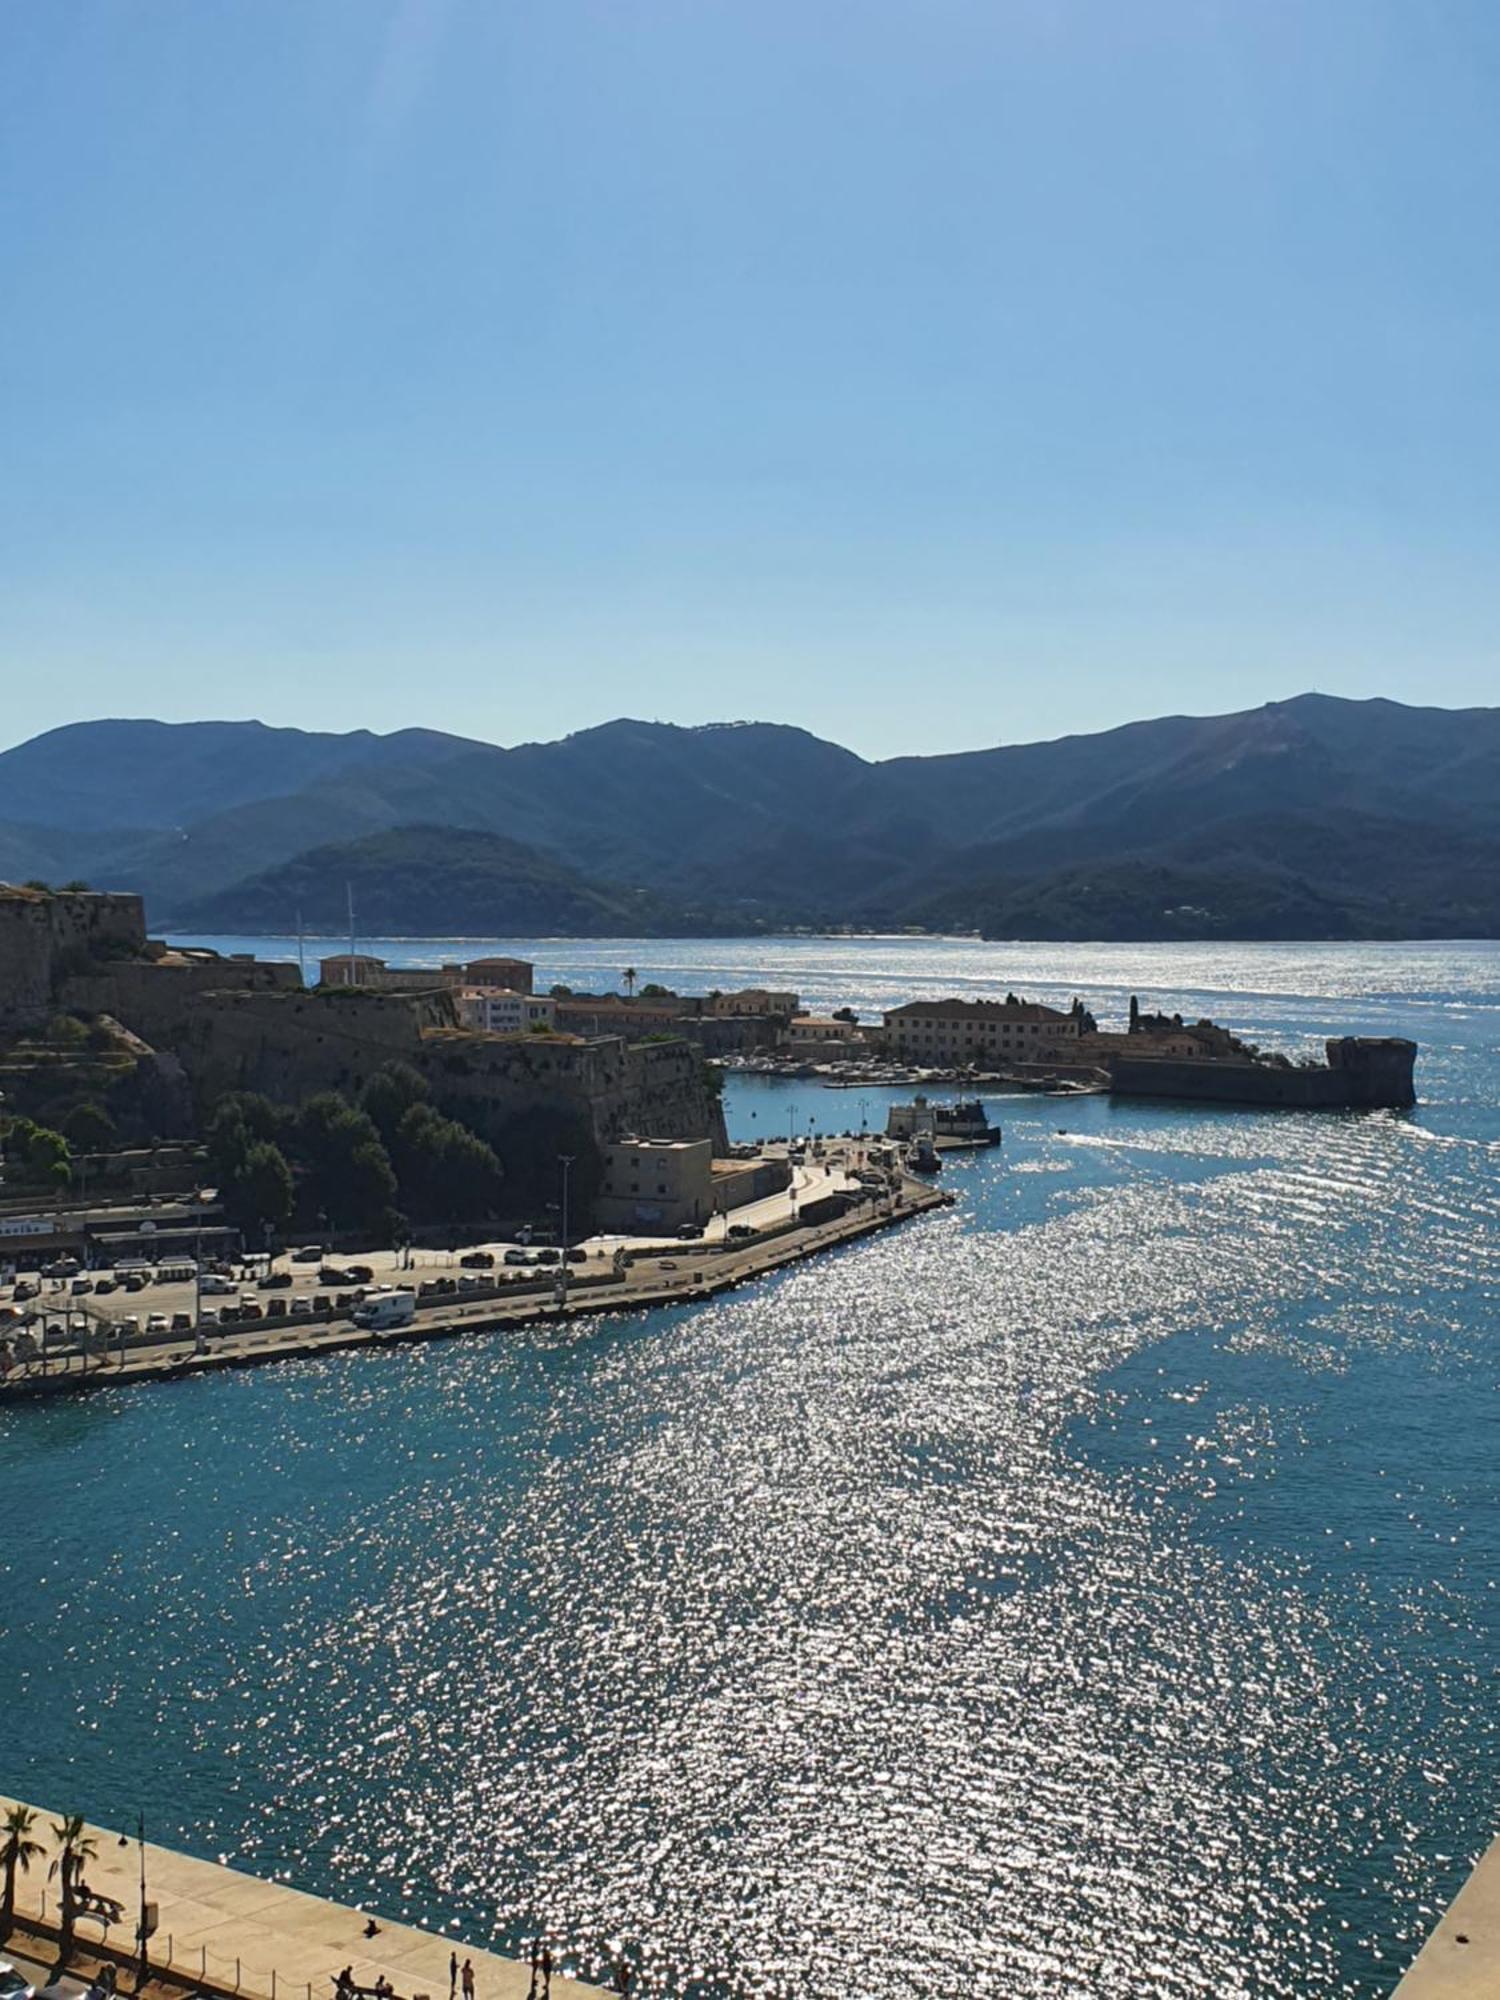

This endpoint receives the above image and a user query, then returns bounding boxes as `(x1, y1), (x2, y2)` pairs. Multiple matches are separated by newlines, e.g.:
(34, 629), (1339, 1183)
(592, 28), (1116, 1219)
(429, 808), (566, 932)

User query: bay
(2, 937), (1496, 1999)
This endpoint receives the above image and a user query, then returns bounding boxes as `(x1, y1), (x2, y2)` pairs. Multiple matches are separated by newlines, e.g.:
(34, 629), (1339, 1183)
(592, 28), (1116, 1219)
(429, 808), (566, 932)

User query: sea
(2, 936), (1496, 2000)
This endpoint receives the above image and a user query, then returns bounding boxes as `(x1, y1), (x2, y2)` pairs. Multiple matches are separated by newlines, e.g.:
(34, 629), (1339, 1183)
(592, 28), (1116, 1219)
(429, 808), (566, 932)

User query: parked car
(238, 1301), (264, 1321)
(93, 1277), (117, 1296)
(459, 1249), (495, 1269)
(319, 1265), (353, 1286)
(200, 1272), (235, 1295)
(290, 1296), (313, 1317)
(43, 1257), (80, 1279)
(503, 1249), (529, 1266)
(313, 1293), (330, 1313)
(146, 1313), (170, 1334)
(69, 1275), (94, 1294)
(267, 1297), (289, 1318)
(116, 1315), (141, 1338)
(346, 1264), (375, 1283)
(727, 1223), (754, 1239)
(122, 1273), (147, 1293)
(257, 1270), (292, 1290)
(676, 1223), (702, 1239)
(199, 1309), (220, 1329)
(291, 1244), (324, 1263)
(535, 1248), (561, 1265)
(13, 1279), (38, 1302)
(567, 1248), (588, 1264)
(0, 1956), (38, 2000)
(171, 1313), (193, 1333)
(458, 1274), (481, 1292)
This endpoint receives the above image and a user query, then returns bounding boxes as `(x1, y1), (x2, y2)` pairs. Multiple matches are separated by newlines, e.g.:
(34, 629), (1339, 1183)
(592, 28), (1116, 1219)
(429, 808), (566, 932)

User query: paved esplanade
(0, 1794), (607, 2000)
(1394, 1837), (1500, 1999)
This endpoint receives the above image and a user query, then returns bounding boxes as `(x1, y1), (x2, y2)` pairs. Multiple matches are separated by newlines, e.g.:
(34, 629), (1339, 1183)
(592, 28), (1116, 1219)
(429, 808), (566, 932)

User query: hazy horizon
(2, 684), (1494, 764)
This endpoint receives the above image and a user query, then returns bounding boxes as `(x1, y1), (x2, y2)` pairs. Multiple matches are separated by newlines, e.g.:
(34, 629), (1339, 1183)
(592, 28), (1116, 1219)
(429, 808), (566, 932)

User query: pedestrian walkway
(0, 1795), (607, 2000)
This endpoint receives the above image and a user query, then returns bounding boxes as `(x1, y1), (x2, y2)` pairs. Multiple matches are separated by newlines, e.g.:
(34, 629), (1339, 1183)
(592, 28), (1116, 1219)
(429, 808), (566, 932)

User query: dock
(0, 1793), (606, 1998)
(0, 1180), (952, 1401)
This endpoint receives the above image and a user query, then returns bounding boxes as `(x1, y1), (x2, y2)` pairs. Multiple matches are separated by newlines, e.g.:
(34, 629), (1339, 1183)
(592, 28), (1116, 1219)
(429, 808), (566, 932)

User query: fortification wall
(426, 1031), (725, 1148)
(59, 957), (300, 1042)
(0, 890), (147, 1029)
(1109, 1038), (1417, 1110)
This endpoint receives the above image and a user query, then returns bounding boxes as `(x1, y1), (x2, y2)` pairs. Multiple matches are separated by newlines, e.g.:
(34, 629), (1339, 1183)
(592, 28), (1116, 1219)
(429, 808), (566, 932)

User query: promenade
(0, 1175), (952, 1401)
(0, 1795), (605, 1999)
(1394, 1837), (1500, 1998)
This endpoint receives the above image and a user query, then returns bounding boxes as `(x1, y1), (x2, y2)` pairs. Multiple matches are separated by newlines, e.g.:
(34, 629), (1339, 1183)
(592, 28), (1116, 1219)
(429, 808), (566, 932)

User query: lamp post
(134, 1813), (150, 1992)
(557, 1155), (574, 1304)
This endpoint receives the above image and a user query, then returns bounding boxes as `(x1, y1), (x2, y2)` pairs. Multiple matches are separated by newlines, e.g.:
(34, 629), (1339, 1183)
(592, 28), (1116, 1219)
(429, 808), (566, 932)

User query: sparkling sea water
(2, 939), (1496, 1999)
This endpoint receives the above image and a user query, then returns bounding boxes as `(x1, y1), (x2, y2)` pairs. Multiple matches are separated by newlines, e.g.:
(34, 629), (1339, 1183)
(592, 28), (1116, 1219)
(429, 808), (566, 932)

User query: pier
(0, 1177), (952, 1401)
(1394, 1838), (1500, 1998)
(0, 1793), (607, 1998)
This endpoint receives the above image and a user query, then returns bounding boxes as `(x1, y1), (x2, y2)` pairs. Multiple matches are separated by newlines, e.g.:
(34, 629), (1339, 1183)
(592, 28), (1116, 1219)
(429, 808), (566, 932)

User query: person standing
(461, 1958), (475, 2000)
(448, 1952), (458, 2000)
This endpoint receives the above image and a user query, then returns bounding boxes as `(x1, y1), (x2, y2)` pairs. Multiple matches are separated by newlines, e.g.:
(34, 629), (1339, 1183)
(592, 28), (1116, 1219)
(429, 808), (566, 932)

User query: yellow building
(882, 996), (1083, 1065)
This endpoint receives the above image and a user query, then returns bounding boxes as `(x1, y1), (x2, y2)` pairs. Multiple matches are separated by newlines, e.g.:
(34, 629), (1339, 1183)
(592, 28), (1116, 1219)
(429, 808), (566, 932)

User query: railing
(15, 1884), (318, 2000)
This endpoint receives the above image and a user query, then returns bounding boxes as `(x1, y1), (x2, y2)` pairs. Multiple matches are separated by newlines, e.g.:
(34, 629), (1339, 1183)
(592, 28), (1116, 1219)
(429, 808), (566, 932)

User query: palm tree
(1, 1804), (43, 1941)
(622, 967), (637, 999)
(48, 1815), (97, 1963)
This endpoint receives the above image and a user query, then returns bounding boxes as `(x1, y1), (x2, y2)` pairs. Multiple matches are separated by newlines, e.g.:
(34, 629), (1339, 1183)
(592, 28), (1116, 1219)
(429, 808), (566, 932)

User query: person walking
(461, 1958), (475, 2000)
(448, 1953), (457, 2000)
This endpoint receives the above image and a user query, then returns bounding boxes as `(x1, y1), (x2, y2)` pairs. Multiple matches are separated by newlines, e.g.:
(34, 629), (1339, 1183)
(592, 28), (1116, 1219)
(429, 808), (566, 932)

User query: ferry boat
(886, 1095), (1002, 1149)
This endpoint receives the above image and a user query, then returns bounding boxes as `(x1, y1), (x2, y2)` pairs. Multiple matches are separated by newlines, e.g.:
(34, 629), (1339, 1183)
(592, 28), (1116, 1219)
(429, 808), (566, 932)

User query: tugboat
(905, 1133), (942, 1174)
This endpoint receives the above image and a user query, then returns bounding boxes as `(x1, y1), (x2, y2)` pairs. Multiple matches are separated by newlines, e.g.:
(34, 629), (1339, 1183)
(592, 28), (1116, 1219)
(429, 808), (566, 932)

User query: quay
(1394, 1837), (1500, 1998)
(0, 1793), (606, 1998)
(0, 1178), (952, 1401)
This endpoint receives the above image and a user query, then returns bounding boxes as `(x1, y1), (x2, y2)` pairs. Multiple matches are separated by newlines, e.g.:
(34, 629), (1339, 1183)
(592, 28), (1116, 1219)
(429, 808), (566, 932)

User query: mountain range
(1, 695), (1497, 939)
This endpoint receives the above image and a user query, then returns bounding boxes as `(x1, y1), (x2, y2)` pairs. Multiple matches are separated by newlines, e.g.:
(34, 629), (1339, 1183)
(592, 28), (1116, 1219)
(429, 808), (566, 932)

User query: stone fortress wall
(0, 888), (147, 1029)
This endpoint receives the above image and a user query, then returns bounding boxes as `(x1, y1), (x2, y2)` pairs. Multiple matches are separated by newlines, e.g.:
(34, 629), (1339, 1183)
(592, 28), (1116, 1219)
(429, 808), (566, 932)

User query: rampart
(1109, 1037), (1417, 1110)
(0, 888), (147, 1028)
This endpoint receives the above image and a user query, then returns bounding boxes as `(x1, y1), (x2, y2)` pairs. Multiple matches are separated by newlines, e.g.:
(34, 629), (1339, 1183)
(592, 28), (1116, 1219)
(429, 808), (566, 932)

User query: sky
(3, 0), (1500, 760)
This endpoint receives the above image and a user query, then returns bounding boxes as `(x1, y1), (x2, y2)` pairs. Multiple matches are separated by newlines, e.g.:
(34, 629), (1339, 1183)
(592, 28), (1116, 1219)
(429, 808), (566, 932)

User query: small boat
(905, 1135), (942, 1174)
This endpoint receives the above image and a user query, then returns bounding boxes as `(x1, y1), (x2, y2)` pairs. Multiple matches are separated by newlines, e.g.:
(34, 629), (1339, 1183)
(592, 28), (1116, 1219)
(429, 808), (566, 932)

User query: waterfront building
(595, 1136), (714, 1232)
(456, 988), (556, 1035)
(705, 987), (800, 1018)
(463, 955), (535, 993)
(882, 995), (1083, 1065)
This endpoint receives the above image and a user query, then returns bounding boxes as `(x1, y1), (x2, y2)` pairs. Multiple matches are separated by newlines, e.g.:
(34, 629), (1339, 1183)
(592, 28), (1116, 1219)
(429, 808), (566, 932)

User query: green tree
(48, 1815), (97, 1964)
(239, 1140), (295, 1234)
(639, 982), (674, 999)
(1, 1803), (43, 1942)
(61, 1101), (116, 1151)
(622, 966), (637, 997)
(360, 1061), (429, 1141)
(392, 1103), (502, 1223)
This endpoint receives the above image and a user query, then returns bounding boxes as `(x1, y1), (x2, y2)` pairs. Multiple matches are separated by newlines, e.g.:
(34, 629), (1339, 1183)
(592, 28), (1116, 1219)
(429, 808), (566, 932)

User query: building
(463, 957), (534, 994)
(456, 989), (556, 1035)
(594, 1136), (714, 1233)
(704, 988), (799, 1018)
(318, 954), (536, 995)
(552, 995), (684, 1039)
(882, 995), (1084, 1065)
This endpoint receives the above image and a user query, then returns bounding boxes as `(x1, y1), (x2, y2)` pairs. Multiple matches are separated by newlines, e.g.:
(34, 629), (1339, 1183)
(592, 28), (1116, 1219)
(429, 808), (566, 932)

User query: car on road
(200, 1273), (235, 1295)
(146, 1313), (170, 1334)
(345, 1264), (375, 1283)
(503, 1249), (529, 1266)
(319, 1264), (353, 1286)
(727, 1223), (755, 1239)
(290, 1245), (324, 1263)
(676, 1223), (702, 1239)
(0, 1961), (37, 2000)
(459, 1249), (495, 1269)
(257, 1270), (292, 1290)
(43, 1257), (80, 1279)
(535, 1248), (560, 1265)
(567, 1248), (588, 1264)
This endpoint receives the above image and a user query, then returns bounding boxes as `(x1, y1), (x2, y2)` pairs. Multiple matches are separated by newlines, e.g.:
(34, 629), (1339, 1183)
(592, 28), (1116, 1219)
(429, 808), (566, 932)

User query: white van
(352, 1289), (415, 1332)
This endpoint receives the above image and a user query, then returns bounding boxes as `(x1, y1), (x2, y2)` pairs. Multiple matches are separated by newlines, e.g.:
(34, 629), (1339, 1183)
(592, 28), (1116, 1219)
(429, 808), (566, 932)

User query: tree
(62, 1101), (116, 1151)
(48, 1814), (97, 1964)
(622, 966), (637, 997)
(392, 1103), (502, 1223)
(639, 982), (673, 999)
(239, 1141), (294, 1234)
(549, 984), (573, 998)
(1, 1803), (43, 1942)
(360, 1061), (429, 1142)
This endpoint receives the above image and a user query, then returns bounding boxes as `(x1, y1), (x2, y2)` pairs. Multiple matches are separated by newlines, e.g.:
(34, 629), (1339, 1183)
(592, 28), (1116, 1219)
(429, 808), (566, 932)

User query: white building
(595, 1137), (713, 1233)
(457, 988), (556, 1035)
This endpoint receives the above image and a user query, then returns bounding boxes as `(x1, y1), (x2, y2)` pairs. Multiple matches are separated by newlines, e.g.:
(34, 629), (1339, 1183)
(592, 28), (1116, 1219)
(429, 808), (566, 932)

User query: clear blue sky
(4, 1), (1499, 758)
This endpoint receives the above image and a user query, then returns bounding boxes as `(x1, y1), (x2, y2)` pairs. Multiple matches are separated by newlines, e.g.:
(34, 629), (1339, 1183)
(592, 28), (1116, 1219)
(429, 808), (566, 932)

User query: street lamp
(557, 1154), (574, 1304)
